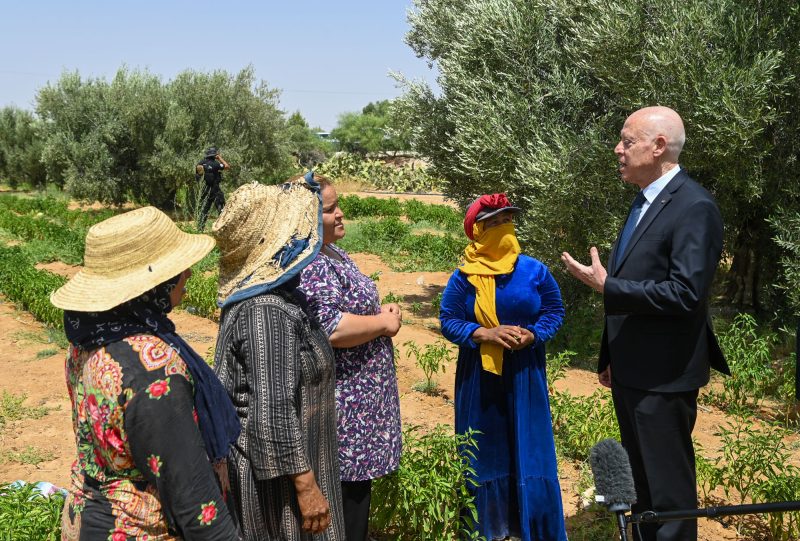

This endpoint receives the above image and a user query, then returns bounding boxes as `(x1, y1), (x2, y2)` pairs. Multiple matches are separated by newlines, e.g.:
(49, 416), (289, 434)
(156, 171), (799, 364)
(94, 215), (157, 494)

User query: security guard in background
(195, 146), (230, 230)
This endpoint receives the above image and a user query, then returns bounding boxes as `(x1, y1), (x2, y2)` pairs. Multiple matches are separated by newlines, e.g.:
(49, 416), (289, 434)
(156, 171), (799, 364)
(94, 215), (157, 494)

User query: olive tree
(0, 107), (46, 188)
(331, 100), (412, 154)
(35, 66), (294, 206)
(284, 111), (332, 168)
(398, 0), (800, 323)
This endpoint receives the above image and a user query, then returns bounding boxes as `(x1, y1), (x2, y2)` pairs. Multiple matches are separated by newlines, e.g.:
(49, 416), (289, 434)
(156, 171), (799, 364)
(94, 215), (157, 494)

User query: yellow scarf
(459, 222), (521, 375)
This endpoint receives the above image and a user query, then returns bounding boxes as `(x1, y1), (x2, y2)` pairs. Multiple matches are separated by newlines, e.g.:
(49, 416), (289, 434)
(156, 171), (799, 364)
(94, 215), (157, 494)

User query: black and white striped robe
(214, 291), (345, 541)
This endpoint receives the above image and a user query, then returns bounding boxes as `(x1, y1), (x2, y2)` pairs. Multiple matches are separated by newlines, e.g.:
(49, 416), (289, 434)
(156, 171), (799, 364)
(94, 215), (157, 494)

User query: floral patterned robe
(61, 334), (239, 540)
(298, 245), (401, 482)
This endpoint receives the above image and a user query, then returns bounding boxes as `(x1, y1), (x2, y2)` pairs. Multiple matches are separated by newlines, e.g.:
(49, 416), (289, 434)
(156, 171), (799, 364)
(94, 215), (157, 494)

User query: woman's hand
(291, 470), (331, 534)
(329, 307), (402, 348)
(378, 303), (402, 337)
(510, 326), (535, 350)
(472, 325), (534, 350)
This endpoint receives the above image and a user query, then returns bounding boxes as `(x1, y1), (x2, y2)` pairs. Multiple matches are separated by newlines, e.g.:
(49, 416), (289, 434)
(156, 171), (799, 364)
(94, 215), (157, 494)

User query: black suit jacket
(600, 169), (730, 392)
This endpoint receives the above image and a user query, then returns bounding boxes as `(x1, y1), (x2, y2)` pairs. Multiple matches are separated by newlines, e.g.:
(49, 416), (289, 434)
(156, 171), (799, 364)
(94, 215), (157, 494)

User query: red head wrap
(463, 193), (514, 240)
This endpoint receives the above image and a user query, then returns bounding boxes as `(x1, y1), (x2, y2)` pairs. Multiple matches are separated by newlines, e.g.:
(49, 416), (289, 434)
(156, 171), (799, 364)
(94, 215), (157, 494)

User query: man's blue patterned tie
(614, 191), (646, 271)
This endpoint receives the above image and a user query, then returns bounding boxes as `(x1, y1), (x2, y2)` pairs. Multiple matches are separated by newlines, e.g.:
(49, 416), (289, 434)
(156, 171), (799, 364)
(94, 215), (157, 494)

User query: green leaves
(338, 216), (465, 272)
(0, 107), (46, 189)
(370, 425), (483, 540)
(33, 66), (295, 206)
(400, 0), (800, 316)
(0, 194), (118, 329)
(698, 418), (800, 540)
(404, 340), (454, 395)
(546, 350), (620, 460)
(317, 154), (444, 193)
(771, 210), (800, 316)
(0, 483), (64, 539)
(183, 266), (220, 321)
(330, 99), (412, 154)
(0, 247), (66, 329)
(702, 313), (796, 416)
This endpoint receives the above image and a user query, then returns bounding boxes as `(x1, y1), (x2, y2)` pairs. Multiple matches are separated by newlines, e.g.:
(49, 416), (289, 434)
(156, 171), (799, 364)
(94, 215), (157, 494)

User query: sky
(0, 0), (438, 131)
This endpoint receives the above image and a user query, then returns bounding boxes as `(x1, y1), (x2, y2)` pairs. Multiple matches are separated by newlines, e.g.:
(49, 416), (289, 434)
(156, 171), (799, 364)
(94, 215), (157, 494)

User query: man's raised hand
(561, 247), (607, 293)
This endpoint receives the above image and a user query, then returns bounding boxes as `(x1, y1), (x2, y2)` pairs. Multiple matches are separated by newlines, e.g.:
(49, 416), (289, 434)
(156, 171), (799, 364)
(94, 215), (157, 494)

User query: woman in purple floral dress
(299, 175), (403, 541)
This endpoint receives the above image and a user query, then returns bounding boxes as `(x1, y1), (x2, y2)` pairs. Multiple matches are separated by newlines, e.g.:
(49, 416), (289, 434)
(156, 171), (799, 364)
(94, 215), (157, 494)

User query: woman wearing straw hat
(211, 177), (345, 541)
(439, 194), (567, 541)
(297, 174), (401, 541)
(51, 207), (241, 540)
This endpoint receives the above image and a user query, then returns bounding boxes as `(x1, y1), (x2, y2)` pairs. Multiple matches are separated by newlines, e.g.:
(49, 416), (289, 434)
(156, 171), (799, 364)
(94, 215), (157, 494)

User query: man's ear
(652, 135), (668, 157)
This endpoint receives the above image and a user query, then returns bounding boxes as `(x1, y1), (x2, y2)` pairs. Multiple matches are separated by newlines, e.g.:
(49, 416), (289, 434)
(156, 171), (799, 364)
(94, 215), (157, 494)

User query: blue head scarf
(219, 172), (323, 308)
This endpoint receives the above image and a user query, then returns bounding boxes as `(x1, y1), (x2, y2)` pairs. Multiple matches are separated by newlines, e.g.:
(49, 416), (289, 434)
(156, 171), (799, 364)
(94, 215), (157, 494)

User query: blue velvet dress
(440, 255), (567, 541)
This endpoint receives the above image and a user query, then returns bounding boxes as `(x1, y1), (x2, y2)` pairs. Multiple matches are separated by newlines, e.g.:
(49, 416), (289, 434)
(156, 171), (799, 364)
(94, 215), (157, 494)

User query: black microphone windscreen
(590, 438), (637, 507)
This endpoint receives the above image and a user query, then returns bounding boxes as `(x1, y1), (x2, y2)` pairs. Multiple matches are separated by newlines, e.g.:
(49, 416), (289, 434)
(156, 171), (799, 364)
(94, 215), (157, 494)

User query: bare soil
(0, 192), (791, 540)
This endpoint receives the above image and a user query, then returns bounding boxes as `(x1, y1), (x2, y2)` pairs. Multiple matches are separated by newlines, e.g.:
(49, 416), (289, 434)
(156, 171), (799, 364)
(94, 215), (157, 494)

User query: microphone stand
(608, 503), (629, 541)
(629, 500), (800, 525)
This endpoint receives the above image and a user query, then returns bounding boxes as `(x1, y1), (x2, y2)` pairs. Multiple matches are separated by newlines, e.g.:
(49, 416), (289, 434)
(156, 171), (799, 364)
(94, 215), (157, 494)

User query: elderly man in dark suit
(562, 106), (730, 541)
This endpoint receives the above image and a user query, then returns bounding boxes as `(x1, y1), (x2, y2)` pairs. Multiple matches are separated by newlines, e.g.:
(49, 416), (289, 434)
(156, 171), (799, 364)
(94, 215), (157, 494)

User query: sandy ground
(0, 190), (786, 539)
(2, 252), (774, 540)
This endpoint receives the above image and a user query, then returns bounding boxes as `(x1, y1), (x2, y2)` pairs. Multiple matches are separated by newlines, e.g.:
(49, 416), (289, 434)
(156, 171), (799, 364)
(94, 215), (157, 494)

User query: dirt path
(0, 252), (766, 540)
(0, 300), (73, 487)
(0, 185), (786, 540)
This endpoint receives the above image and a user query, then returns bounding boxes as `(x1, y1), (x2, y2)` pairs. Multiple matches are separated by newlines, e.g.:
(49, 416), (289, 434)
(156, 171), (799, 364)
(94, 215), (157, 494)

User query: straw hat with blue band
(212, 174), (323, 308)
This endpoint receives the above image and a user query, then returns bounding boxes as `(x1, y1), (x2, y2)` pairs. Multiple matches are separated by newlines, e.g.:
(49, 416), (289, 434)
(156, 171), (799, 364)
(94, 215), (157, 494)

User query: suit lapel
(612, 171), (687, 275)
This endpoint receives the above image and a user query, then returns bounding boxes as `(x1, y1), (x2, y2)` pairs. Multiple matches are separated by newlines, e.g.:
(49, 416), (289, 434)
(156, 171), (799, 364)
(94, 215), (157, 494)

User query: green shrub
(0, 246), (66, 329)
(545, 350), (576, 390)
(183, 270), (219, 321)
(699, 418), (800, 540)
(0, 209), (84, 264)
(703, 313), (796, 416)
(404, 340), (454, 395)
(403, 199), (461, 232)
(318, 153), (444, 193)
(338, 195), (404, 219)
(398, 231), (464, 272)
(336, 194), (461, 233)
(695, 441), (724, 502)
(338, 217), (464, 272)
(550, 389), (619, 461)
(370, 425), (483, 540)
(0, 483), (64, 540)
(546, 351), (619, 461)
(0, 194), (116, 264)
(0, 195), (68, 215)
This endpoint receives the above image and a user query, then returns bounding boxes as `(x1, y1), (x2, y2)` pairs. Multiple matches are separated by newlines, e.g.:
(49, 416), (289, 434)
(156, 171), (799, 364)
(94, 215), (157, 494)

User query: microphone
(589, 440), (800, 535)
(590, 438), (637, 541)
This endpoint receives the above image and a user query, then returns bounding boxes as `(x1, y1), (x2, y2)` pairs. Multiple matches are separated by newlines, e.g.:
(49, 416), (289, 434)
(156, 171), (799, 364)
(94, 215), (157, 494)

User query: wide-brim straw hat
(51, 206), (215, 312)
(212, 179), (322, 307)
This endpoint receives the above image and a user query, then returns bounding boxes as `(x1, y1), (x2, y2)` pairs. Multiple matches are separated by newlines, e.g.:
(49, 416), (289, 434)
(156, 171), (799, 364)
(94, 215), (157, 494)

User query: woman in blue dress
(439, 193), (567, 541)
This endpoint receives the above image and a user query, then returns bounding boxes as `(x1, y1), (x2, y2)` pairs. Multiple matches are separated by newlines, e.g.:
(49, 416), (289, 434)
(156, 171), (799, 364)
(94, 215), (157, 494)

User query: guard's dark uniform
(197, 155), (226, 229)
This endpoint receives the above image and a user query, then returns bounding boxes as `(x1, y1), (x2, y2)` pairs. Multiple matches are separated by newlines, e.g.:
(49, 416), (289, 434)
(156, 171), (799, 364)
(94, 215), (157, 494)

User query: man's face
(614, 114), (657, 188)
